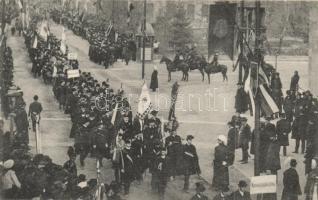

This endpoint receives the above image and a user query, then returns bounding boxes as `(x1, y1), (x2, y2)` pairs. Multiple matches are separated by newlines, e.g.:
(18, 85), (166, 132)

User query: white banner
(67, 52), (78, 60)
(67, 69), (80, 79)
(250, 175), (277, 194)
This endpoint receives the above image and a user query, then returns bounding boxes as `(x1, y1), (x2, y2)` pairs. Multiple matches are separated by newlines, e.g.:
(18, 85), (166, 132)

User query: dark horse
(200, 56), (228, 84)
(185, 55), (205, 81)
(160, 56), (190, 82)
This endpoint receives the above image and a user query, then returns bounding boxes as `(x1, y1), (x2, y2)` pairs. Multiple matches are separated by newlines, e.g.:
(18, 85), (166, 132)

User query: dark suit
(282, 168), (301, 200)
(229, 191), (251, 200)
(191, 193), (209, 200)
(239, 124), (251, 162)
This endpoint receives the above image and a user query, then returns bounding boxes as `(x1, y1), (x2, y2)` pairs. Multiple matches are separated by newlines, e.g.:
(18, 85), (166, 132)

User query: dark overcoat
(212, 144), (230, 190)
(277, 118), (291, 146)
(282, 168), (302, 200)
(150, 70), (158, 91)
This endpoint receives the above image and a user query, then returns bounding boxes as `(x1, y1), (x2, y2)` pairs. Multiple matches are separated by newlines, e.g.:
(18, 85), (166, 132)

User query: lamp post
(142, 0), (147, 79)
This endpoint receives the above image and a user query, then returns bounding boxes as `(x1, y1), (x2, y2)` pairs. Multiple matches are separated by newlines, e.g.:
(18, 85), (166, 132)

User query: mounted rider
(211, 52), (219, 67)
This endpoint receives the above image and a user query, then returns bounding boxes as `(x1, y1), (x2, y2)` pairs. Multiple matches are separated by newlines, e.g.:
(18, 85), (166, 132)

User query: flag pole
(141, 0), (147, 79)
(238, 0), (244, 84)
(254, 0), (262, 180)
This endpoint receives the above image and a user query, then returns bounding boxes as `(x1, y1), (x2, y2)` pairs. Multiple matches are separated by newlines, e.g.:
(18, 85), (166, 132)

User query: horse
(200, 56), (228, 84)
(160, 56), (190, 82)
(184, 54), (205, 81)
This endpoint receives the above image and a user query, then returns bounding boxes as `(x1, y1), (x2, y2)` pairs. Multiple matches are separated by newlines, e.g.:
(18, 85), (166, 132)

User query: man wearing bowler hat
(191, 182), (208, 200)
(229, 180), (251, 200)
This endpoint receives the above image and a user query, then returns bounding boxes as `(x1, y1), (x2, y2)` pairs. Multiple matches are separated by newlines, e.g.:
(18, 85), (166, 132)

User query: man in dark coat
(271, 72), (283, 112)
(165, 130), (182, 178)
(292, 112), (307, 154)
(282, 159), (302, 200)
(191, 182), (209, 200)
(182, 135), (201, 192)
(212, 135), (230, 192)
(227, 121), (239, 165)
(277, 113), (292, 156)
(238, 118), (251, 164)
(150, 66), (159, 92)
(228, 180), (251, 200)
(235, 83), (249, 114)
(283, 90), (294, 122)
(290, 70), (299, 93)
(91, 124), (112, 166)
(304, 158), (318, 200)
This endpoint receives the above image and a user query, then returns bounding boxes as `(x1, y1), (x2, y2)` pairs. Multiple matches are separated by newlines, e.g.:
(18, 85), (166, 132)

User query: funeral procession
(1, 0), (318, 199)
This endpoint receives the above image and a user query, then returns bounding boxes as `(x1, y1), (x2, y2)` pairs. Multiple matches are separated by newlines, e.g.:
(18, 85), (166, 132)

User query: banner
(67, 69), (80, 78)
(250, 175), (277, 194)
(208, 3), (237, 60)
(67, 52), (77, 60)
(137, 83), (152, 119)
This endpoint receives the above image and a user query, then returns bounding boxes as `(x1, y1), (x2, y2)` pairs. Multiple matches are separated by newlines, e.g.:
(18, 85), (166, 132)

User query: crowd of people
(51, 9), (137, 69)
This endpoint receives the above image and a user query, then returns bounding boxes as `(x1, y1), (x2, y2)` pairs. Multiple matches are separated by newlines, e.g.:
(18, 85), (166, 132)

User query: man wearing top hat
(282, 159), (302, 200)
(235, 82), (249, 114)
(182, 135), (201, 192)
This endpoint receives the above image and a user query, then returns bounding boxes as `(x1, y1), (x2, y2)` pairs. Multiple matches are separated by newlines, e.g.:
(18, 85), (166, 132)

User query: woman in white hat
(212, 135), (231, 192)
(1, 159), (21, 198)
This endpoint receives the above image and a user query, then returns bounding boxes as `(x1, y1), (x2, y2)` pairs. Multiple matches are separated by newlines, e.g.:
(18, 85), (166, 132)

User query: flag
(137, 83), (152, 119)
(60, 41), (66, 54)
(84, 0), (89, 11)
(111, 103), (118, 125)
(127, 1), (134, 24)
(61, 27), (66, 41)
(244, 61), (279, 117)
(244, 67), (255, 117)
(17, 0), (23, 10)
(208, 3), (237, 60)
(32, 36), (38, 49)
(75, 0), (80, 10)
(39, 21), (49, 41)
(259, 85), (279, 117)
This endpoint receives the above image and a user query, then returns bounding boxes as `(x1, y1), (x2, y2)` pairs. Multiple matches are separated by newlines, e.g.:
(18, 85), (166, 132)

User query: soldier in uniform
(152, 149), (170, 200)
(212, 135), (230, 192)
(63, 146), (77, 178)
(120, 141), (136, 195)
(28, 95), (43, 132)
(74, 121), (90, 167)
(182, 135), (201, 192)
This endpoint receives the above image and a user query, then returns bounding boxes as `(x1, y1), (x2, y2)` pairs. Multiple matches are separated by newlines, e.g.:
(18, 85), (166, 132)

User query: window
(187, 4), (195, 19)
(201, 4), (209, 18)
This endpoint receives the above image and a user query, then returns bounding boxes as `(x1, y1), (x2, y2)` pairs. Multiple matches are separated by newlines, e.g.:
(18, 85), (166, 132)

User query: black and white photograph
(0, 0), (316, 199)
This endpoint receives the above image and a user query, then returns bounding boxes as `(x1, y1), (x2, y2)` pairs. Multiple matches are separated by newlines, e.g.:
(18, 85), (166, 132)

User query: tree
(169, 4), (193, 50)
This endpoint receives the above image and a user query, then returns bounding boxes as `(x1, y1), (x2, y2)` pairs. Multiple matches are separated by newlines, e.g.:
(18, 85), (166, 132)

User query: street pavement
(49, 22), (311, 199)
(4, 21), (310, 199)
(6, 32), (223, 199)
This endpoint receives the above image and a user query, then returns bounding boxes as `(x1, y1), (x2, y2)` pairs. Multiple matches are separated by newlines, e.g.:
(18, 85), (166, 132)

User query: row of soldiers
(51, 9), (137, 69)
(20, 19), (204, 199)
